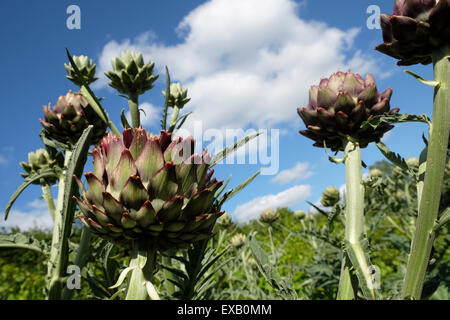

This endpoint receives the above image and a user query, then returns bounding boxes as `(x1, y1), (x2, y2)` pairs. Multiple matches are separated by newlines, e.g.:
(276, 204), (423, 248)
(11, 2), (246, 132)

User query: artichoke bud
(20, 148), (64, 185)
(406, 157), (419, 169)
(231, 233), (247, 248)
(298, 71), (398, 151)
(369, 168), (383, 179)
(104, 51), (159, 96)
(320, 186), (340, 207)
(294, 209), (306, 220)
(40, 91), (107, 146)
(74, 127), (224, 250)
(216, 211), (232, 227)
(162, 82), (191, 109)
(259, 208), (280, 224)
(64, 55), (98, 86)
(376, 0), (450, 66)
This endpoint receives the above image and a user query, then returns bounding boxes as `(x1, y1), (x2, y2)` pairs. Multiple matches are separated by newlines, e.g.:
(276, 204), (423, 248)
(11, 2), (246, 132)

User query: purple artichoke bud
(40, 91), (107, 146)
(297, 71), (399, 151)
(376, 0), (450, 65)
(74, 127), (224, 250)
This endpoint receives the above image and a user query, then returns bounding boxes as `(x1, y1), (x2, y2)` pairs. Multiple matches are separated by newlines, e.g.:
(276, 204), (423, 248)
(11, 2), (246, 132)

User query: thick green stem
(41, 184), (56, 221)
(128, 93), (140, 128)
(168, 106), (180, 132)
(125, 241), (159, 300)
(61, 226), (92, 300)
(402, 46), (450, 300)
(337, 140), (375, 300)
(46, 150), (72, 299)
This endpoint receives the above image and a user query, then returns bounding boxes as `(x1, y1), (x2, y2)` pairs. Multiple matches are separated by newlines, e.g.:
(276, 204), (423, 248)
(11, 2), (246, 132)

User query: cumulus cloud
(95, 0), (385, 133)
(0, 199), (53, 231)
(232, 184), (312, 222)
(271, 162), (313, 184)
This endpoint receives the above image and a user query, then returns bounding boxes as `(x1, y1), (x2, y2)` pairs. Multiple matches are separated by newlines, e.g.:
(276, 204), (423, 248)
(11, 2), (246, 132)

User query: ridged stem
(125, 241), (160, 300)
(128, 93), (140, 128)
(41, 184), (56, 221)
(168, 106), (181, 132)
(46, 150), (72, 300)
(337, 140), (365, 300)
(402, 46), (450, 299)
(61, 226), (92, 300)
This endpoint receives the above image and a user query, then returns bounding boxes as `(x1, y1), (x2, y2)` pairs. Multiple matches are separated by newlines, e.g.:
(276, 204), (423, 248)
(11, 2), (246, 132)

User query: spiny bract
(20, 148), (64, 185)
(64, 55), (98, 86)
(74, 127), (224, 250)
(297, 71), (399, 151)
(40, 91), (107, 145)
(376, 0), (450, 65)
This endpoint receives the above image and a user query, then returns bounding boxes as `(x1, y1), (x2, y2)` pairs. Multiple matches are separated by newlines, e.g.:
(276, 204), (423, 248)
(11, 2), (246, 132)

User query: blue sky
(0, 0), (434, 229)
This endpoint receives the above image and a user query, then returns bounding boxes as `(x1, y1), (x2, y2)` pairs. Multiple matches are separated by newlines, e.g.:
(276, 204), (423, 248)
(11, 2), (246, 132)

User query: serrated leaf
(376, 141), (409, 171)
(4, 169), (59, 220)
(222, 169), (261, 204)
(360, 112), (431, 131)
(404, 70), (440, 87)
(0, 234), (48, 254)
(39, 130), (70, 151)
(210, 132), (261, 167)
(175, 112), (192, 130)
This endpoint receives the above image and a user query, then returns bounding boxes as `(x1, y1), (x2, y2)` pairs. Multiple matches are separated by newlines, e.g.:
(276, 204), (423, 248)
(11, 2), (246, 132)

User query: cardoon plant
(298, 71), (398, 299)
(377, 0), (450, 300)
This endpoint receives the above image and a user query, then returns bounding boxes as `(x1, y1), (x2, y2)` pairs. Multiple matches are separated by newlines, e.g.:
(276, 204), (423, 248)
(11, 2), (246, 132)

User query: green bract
(40, 91), (107, 146)
(74, 127), (224, 250)
(297, 71), (399, 151)
(376, 0), (450, 65)
(104, 51), (159, 96)
(64, 55), (98, 86)
(19, 148), (64, 185)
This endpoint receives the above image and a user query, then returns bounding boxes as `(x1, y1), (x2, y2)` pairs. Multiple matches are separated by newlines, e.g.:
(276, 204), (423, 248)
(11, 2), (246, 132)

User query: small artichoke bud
(369, 168), (383, 179)
(162, 83), (191, 109)
(406, 157), (419, 169)
(231, 233), (247, 249)
(294, 209), (306, 220)
(64, 55), (98, 86)
(320, 186), (340, 207)
(216, 212), (232, 227)
(247, 258), (258, 269)
(105, 51), (159, 96)
(259, 209), (280, 224)
(20, 148), (64, 185)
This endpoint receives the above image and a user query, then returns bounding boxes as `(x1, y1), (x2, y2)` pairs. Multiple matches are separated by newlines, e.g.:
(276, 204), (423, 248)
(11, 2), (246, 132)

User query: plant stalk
(46, 150), (72, 299)
(61, 226), (92, 300)
(168, 105), (181, 132)
(125, 241), (159, 300)
(41, 184), (56, 221)
(337, 140), (371, 300)
(128, 93), (140, 128)
(402, 46), (450, 299)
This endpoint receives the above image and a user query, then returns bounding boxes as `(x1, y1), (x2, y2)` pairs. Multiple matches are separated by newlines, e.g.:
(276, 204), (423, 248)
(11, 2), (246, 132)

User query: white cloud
(232, 184), (312, 222)
(271, 162), (313, 184)
(95, 0), (385, 133)
(0, 199), (53, 231)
